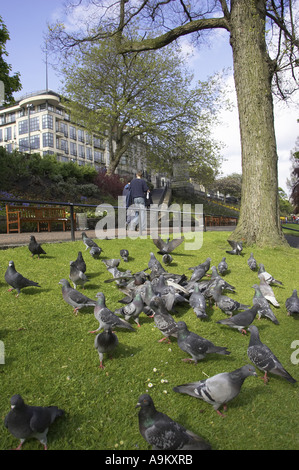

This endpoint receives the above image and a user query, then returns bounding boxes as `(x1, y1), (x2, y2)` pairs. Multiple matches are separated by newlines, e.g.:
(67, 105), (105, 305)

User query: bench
(6, 204), (76, 234)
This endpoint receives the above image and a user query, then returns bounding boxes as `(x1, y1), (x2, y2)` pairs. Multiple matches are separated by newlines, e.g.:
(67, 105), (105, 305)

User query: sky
(1, 0), (298, 194)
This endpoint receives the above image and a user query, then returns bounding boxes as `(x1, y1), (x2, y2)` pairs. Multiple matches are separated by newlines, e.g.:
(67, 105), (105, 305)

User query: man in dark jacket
(128, 171), (149, 234)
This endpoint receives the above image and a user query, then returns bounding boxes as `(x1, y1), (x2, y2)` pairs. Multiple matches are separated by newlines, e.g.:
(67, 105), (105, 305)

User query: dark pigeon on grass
(226, 239), (243, 255)
(152, 236), (184, 255)
(136, 393), (212, 450)
(89, 246), (102, 259)
(150, 295), (178, 343)
(247, 253), (257, 271)
(5, 260), (41, 297)
(89, 292), (134, 333)
(258, 263), (283, 286)
(216, 304), (259, 334)
(212, 278), (249, 316)
(120, 249), (129, 262)
(162, 253), (173, 266)
(28, 235), (46, 259)
(173, 364), (257, 417)
(189, 283), (208, 319)
(59, 278), (96, 315)
(73, 251), (86, 273)
(252, 284), (279, 324)
(69, 261), (89, 289)
(94, 327), (119, 369)
(4, 394), (64, 450)
(102, 258), (121, 269)
(217, 257), (228, 275)
(285, 289), (299, 316)
(115, 292), (145, 327)
(247, 325), (296, 384)
(176, 321), (230, 363)
(82, 232), (100, 250)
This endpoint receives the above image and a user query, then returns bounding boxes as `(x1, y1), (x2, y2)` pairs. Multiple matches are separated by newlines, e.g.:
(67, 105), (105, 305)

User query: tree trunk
(229, 0), (286, 246)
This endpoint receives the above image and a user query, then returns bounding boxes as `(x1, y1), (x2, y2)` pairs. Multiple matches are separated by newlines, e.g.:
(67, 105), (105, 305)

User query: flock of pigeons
(3, 234), (299, 451)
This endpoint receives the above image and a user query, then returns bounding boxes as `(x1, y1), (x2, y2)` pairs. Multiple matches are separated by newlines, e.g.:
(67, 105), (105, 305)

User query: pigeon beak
(11, 405), (15, 409)
(135, 402), (141, 408)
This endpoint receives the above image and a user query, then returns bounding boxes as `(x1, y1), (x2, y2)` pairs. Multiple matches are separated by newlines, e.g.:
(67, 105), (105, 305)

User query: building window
(78, 129), (85, 142)
(19, 137), (29, 151)
(86, 147), (92, 160)
(0, 115), (5, 125)
(7, 112), (16, 123)
(85, 133), (92, 145)
(30, 117), (40, 132)
(57, 138), (68, 154)
(0, 129), (2, 142)
(69, 126), (76, 140)
(19, 120), (28, 135)
(6, 143), (13, 153)
(70, 141), (77, 156)
(42, 114), (53, 130)
(30, 135), (40, 149)
(94, 150), (104, 163)
(93, 137), (102, 148)
(56, 121), (68, 137)
(43, 132), (54, 148)
(78, 144), (85, 158)
(5, 127), (12, 141)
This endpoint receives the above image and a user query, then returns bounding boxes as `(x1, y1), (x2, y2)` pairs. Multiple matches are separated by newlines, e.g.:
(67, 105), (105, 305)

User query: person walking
(128, 171), (149, 234)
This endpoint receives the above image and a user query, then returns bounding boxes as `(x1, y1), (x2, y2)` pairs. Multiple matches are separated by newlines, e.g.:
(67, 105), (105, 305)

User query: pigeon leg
(182, 358), (194, 363)
(262, 372), (269, 384)
(99, 362), (105, 369)
(14, 439), (25, 450)
(158, 337), (170, 343)
(241, 329), (247, 335)
(216, 409), (226, 418)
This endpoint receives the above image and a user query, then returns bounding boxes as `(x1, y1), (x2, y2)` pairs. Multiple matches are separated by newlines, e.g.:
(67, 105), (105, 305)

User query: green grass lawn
(0, 231), (299, 450)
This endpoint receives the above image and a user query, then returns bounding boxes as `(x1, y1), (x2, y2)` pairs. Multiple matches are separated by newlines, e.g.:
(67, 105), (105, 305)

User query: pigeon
(89, 292), (135, 333)
(258, 264), (283, 286)
(189, 257), (211, 274)
(150, 295), (178, 343)
(247, 325), (296, 384)
(148, 252), (166, 277)
(82, 232), (101, 250)
(28, 235), (46, 259)
(216, 305), (259, 334)
(162, 253), (173, 266)
(94, 327), (119, 369)
(152, 236), (184, 254)
(73, 251), (86, 273)
(226, 239), (243, 255)
(102, 258), (121, 269)
(189, 283), (208, 319)
(247, 253), (257, 271)
(285, 289), (299, 316)
(120, 249), (129, 262)
(176, 321), (230, 363)
(69, 261), (89, 289)
(58, 278), (96, 315)
(211, 278), (249, 316)
(4, 394), (64, 450)
(5, 260), (41, 297)
(173, 364), (257, 417)
(217, 257), (228, 275)
(258, 277), (280, 307)
(89, 246), (102, 259)
(189, 264), (209, 283)
(252, 284), (279, 324)
(115, 292), (145, 327)
(136, 394), (211, 450)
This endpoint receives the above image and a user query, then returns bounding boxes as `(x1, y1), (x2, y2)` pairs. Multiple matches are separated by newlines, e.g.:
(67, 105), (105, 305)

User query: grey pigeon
(152, 236), (184, 254)
(173, 364), (257, 417)
(136, 394), (211, 450)
(82, 232), (100, 250)
(252, 284), (279, 324)
(4, 394), (64, 450)
(89, 246), (102, 259)
(120, 249), (129, 262)
(162, 253), (173, 266)
(115, 292), (145, 327)
(212, 278), (249, 316)
(5, 260), (41, 297)
(102, 258), (121, 269)
(258, 277), (280, 307)
(73, 251), (86, 273)
(247, 253), (257, 271)
(69, 261), (89, 289)
(28, 235), (46, 259)
(247, 325), (296, 384)
(226, 239), (243, 255)
(217, 257), (228, 275)
(285, 289), (299, 316)
(148, 252), (166, 277)
(89, 292), (134, 333)
(258, 264), (283, 286)
(59, 278), (96, 315)
(189, 264), (209, 283)
(94, 327), (119, 369)
(176, 321), (230, 363)
(150, 295), (178, 343)
(189, 283), (208, 319)
(216, 304), (259, 334)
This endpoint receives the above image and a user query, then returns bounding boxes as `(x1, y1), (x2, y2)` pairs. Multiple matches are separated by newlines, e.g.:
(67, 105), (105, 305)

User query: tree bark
(229, 0), (286, 246)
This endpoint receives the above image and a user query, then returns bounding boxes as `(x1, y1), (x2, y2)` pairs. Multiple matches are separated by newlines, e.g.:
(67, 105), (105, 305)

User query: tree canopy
(0, 16), (22, 105)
